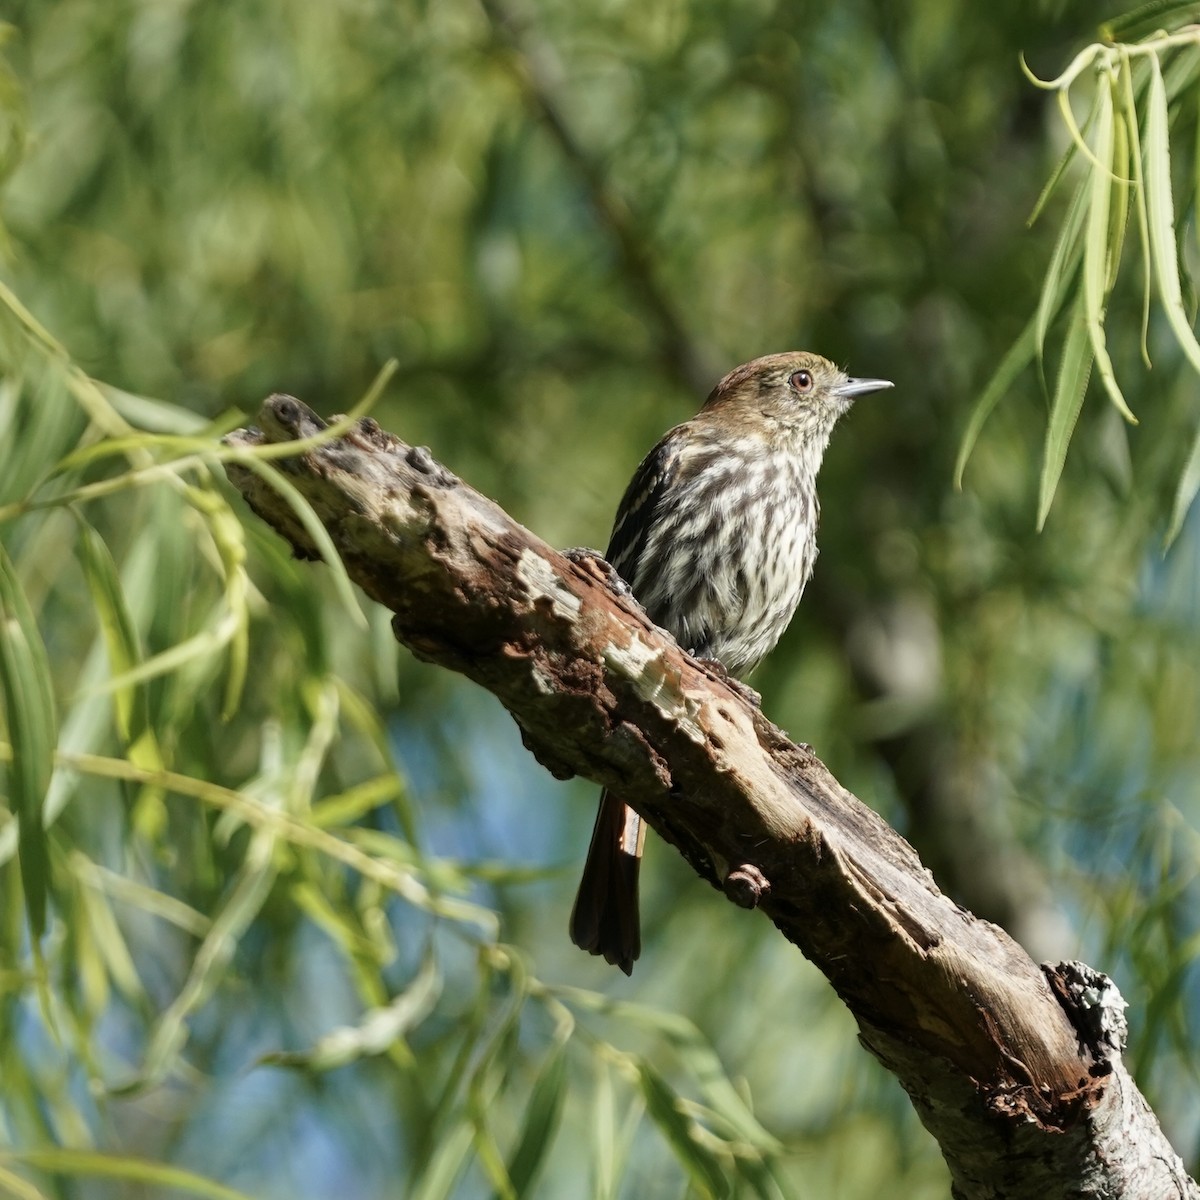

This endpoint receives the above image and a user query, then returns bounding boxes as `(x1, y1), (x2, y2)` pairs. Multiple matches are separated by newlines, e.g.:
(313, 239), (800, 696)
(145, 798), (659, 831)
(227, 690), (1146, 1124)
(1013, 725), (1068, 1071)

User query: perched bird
(569, 351), (892, 974)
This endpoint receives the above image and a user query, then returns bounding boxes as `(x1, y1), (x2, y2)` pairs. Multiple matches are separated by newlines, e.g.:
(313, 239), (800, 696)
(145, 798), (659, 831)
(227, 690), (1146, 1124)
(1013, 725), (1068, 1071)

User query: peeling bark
(223, 396), (1198, 1200)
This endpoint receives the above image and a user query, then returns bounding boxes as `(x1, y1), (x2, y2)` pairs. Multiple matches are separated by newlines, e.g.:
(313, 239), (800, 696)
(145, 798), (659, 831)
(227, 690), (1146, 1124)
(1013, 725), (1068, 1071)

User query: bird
(568, 351), (892, 974)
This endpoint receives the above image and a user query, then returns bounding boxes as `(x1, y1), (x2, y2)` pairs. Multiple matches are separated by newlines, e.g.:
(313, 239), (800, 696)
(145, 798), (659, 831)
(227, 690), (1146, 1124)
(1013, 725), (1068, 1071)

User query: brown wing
(604, 427), (685, 586)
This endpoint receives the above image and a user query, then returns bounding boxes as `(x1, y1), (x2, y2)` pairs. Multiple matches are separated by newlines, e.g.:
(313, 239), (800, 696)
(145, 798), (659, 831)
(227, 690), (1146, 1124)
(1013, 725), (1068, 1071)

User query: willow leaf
(1037, 300), (1094, 530)
(639, 1064), (727, 1199)
(1143, 55), (1200, 541)
(0, 542), (56, 937)
(501, 1042), (568, 1199)
(1118, 50), (1153, 367)
(954, 317), (1038, 488)
(1144, 55), (1200, 379)
(1036, 175), (1091, 364)
(1082, 79), (1136, 422)
(1167, 421), (1200, 545)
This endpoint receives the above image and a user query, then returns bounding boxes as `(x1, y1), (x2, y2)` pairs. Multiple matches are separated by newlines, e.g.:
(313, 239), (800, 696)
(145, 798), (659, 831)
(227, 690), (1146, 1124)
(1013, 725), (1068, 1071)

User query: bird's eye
(790, 369), (813, 393)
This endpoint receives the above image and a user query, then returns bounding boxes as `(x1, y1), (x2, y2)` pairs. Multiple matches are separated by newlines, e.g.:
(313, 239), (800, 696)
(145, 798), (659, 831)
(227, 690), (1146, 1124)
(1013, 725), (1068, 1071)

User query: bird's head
(700, 351), (892, 443)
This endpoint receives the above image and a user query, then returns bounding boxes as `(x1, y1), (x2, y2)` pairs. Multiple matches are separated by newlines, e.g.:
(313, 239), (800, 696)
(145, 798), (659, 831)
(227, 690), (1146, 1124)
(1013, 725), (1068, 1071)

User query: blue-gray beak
(833, 377), (893, 398)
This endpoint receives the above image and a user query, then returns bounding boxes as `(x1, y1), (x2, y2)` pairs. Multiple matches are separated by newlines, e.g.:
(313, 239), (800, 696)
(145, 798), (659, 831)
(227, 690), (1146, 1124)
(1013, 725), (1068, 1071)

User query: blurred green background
(2, 0), (1200, 1196)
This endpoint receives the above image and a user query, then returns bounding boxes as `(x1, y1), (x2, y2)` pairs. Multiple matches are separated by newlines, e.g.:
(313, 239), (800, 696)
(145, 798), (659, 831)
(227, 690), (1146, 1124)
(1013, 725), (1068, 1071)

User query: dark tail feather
(569, 791), (645, 975)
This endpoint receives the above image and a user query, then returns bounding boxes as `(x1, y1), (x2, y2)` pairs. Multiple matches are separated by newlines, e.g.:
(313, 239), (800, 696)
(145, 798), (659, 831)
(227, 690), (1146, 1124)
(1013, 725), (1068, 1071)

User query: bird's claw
(696, 656), (762, 708)
(562, 547), (632, 598)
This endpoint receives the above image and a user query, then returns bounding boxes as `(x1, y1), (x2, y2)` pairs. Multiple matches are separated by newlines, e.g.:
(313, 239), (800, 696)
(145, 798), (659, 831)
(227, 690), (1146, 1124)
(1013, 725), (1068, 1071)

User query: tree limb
(224, 395), (1198, 1200)
(477, 0), (711, 395)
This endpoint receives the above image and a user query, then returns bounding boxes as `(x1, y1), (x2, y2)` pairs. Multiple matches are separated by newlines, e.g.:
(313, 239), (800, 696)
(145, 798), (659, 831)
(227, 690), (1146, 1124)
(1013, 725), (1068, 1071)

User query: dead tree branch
(477, 0), (710, 394)
(223, 395), (1198, 1200)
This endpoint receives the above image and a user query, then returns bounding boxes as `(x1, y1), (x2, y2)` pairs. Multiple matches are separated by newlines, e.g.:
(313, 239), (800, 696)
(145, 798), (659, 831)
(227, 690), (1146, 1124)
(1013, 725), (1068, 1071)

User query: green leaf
(1037, 298), (1095, 530)
(90, 609), (240, 698)
(0, 541), (56, 938)
(105, 387), (214, 433)
(1144, 55), (1200, 378)
(1117, 50), (1154, 367)
(1027, 82), (1100, 228)
(75, 517), (146, 744)
(590, 1057), (622, 1200)
(1027, 138), (1080, 228)
(1101, 0), (1200, 42)
(311, 773), (404, 829)
(472, 1117), (515, 1200)
(0, 369), (79, 507)
(553, 986), (779, 1153)
(71, 858), (147, 1009)
(1161, 34), (1200, 103)
(501, 1042), (568, 1199)
(261, 948), (441, 1071)
(130, 824), (279, 1091)
(408, 1120), (475, 1200)
(1106, 84), (1131, 294)
(955, 92), (1113, 492)
(72, 850), (210, 936)
(954, 317), (1038, 488)
(1082, 77), (1136, 423)
(0, 1150), (257, 1200)
(1144, 54), (1200, 541)
(669, 1037), (781, 1157)
(225, 451), (367, 629)
(1035, 174), (1090, 367)
(1167, 420), (1200, 545)
(0, 1160), (48, 1200)
(1056, 86), (1112, 176)
(638, 1064), (728, 1199)
(428, 948), (524, 1164)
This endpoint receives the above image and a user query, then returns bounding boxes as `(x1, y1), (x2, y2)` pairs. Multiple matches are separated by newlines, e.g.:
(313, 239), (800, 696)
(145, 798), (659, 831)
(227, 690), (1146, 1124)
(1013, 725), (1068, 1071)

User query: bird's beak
(833, 377), (894, 398)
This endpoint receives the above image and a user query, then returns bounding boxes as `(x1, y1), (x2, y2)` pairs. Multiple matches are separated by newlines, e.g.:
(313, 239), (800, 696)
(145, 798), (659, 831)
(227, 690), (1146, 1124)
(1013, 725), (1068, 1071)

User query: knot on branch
(1044, 960), (1129, 1060)
(516, 722), (577, 781)
(261, 393), (328, 442)
(724, 863), (771, 909)
(405, 444), (458, 487)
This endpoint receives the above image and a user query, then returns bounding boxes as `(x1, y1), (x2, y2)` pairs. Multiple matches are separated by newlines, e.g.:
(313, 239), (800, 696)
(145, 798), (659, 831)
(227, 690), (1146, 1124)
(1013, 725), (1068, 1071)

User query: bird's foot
(562, 546), (632, 598)
(696, 656), (762, 709)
